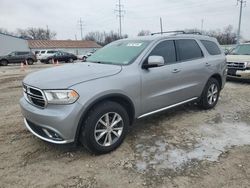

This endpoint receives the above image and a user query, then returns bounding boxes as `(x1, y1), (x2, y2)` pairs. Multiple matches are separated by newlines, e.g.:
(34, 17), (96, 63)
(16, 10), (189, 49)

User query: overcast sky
(0, 0), (249, 40)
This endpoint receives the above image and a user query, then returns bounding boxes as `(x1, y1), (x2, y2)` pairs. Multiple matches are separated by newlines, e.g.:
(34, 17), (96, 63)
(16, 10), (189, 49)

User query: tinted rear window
(201, 40), (221, 55)
(176, 39), (203, 61)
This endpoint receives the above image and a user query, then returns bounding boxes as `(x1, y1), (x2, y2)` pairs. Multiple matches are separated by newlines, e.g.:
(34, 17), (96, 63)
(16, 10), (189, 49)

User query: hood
(23, 62), (122, 89)
(226, 55), (250, 63)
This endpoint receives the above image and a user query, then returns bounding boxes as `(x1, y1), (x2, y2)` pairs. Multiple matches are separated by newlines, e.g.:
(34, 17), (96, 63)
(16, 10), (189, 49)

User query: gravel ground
(0, 63), (250, 188)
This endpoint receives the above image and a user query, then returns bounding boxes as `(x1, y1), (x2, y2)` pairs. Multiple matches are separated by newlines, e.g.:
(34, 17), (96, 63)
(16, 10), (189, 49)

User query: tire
(80, 101), (129, 154)
(27, 59), (34, 65)
(0, 60), (8, 66)
(48, 59), (53, 64)
(69, 58), (74, 63)
(82, 56), (87, 62)
(199, 78), (220, 109)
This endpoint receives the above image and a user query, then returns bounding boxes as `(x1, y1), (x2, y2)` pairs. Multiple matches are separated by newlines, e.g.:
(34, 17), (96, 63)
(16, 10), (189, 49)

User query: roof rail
(151, 30), (202, 36)
(151, 30), (185, 35)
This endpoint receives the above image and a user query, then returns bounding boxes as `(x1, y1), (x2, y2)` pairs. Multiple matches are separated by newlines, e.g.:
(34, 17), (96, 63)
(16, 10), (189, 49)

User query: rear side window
(176, 39), (203, 61)
(41, 51), (45, 54)
(47, 51), (56, 53)
(201, 40), (221, 55)
(149, 40), (176, 63)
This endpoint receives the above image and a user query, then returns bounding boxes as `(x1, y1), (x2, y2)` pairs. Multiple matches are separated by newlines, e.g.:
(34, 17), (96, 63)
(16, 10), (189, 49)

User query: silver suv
(20, 33), (227, 154)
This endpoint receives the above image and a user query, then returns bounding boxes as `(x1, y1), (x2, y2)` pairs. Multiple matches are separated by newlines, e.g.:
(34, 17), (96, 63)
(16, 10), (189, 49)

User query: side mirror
(142, 56), (165, 69)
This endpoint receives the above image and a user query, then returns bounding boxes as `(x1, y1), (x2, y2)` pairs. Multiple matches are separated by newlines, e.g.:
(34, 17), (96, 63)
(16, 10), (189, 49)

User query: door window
(176, 39), (203, 61)
(201, 40), (221, 55)
(149, 40), (176, 64)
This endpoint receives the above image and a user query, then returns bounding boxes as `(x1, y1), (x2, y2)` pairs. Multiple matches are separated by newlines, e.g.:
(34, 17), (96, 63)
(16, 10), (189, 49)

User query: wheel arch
(210, 73), (222, 89)
(74, 93), (135, 144)
(0, 59), (9, 63)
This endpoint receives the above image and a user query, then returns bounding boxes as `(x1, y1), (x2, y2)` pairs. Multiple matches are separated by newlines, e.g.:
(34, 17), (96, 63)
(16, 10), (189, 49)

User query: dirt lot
(0, 63), (250, 188)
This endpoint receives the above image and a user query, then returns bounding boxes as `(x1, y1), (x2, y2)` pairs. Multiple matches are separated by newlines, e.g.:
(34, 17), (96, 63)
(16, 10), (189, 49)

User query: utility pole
(201, 19), (204, 33)
(160, 17), (163, 34)
(79, 18), (84, 40)
(237, 0), (246, 44)
(115, 0), (125, 37)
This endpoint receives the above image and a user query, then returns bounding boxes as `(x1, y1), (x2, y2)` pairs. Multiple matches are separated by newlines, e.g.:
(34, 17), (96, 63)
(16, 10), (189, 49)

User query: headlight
(246, 62), (250, 68)
(44, 90), (79, 104)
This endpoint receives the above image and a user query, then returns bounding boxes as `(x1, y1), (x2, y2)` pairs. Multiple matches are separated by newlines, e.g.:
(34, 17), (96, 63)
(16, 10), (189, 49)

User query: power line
(237, 0), (246, 44)
(115, 0), (125, 37)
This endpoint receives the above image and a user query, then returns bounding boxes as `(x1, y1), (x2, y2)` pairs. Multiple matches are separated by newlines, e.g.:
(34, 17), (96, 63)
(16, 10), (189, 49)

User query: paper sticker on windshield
(127, 43), (143, 47)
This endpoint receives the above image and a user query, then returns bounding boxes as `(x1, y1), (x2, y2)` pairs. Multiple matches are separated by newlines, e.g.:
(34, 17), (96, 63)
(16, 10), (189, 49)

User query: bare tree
(85, 31), (105, 45)
(17, 27), (56, 40)
(205, 25), (237, 45)
(137, 30), (151, 36)
(85, 31), (128, 46)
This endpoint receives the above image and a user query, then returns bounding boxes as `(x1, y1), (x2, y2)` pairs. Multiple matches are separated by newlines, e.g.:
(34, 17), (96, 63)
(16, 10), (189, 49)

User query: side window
(149, 40), (176, 64)
(16, 52), (23, 55)
(47, 51), (56, 54)
(41, 51), (45, 54)
(176, 39), (203, 61)
(201, 40), (221, 55)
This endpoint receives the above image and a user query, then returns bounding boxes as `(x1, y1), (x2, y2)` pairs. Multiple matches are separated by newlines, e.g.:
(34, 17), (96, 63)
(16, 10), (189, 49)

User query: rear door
(173, 39), (208, 99)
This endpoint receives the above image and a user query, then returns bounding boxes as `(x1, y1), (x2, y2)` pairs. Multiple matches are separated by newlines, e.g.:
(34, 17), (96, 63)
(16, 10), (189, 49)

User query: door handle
(172, 69), (181, 73)
(205, 62), (211, 67)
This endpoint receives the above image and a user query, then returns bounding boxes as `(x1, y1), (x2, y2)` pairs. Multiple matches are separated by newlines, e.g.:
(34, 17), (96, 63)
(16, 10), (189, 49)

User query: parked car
(40, 51), (77, 64)
(77, 51), (95, 62)
(36, 50), (58, 60)
(226, 43), (250, 80)
(20, 32), (227, 154)
(0, 51), (37, 66)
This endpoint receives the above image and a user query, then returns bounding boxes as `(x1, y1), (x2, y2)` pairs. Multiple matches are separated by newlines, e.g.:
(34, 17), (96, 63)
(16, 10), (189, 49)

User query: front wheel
(199, 78), (220, 109)
(0, 60), (8, 66)
(80, 101), (129, 154)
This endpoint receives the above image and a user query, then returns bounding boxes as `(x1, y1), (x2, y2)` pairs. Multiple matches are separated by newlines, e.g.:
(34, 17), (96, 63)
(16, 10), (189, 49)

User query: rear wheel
(69, 58), (74, 63)
(27, 59), (34, 65)
(0, 60), (8, 66)
(199, 78), (220, 109)
(80, 101), (129, 154)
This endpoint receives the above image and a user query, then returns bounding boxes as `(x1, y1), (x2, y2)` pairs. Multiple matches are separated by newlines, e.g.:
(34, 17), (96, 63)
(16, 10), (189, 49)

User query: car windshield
(87, 40), (150, 65)
(230, 44), (250, 55)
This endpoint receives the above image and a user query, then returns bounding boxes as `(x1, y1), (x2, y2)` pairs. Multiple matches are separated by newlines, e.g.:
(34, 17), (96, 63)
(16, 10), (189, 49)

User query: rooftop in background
(28, 40), (102, 49)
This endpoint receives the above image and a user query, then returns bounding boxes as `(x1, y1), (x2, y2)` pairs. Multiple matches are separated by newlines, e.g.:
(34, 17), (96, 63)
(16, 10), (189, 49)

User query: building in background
(0, 32), (29, 56)
(28, 40), (101, 55)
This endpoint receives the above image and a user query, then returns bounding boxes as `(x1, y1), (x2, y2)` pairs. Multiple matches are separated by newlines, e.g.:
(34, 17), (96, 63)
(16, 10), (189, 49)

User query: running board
(137, 97), (198, 119)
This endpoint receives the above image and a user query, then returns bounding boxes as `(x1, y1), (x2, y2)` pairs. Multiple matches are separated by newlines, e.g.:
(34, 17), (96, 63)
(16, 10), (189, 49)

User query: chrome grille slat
(227, 62), (246, 69)
(23, 84), (46, 108)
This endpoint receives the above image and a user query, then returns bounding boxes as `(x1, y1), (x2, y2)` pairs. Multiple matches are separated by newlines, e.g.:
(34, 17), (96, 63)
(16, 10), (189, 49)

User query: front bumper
(20, 97), (84, 144)
(227, 68), (250, 79)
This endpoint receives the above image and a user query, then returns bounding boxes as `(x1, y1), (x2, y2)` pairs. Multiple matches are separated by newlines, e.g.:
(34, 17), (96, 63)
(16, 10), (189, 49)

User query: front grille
(23, 84), (46, 108)
(227, 62), (246, 69)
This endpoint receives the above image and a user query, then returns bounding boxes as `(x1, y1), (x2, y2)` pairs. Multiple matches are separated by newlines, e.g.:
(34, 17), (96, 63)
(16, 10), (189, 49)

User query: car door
(173, 39), (207, 99)
(140, 39), (206, 115)
(7, 52), (18, 63)
(141, 40), (182, 114)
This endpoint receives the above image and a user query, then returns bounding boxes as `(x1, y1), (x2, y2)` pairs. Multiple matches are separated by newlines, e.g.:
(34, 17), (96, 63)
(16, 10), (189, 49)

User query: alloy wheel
(94, 112), (124, 147)
(207, 83), (218, 105)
